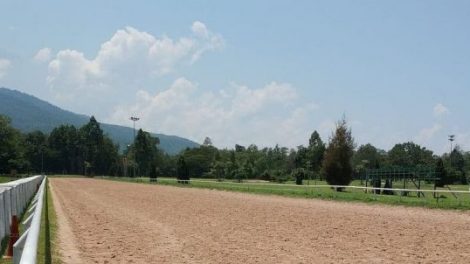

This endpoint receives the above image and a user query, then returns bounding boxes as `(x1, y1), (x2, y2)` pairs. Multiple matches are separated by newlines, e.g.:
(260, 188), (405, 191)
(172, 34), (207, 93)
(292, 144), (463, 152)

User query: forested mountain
(0, 87), (198, 154)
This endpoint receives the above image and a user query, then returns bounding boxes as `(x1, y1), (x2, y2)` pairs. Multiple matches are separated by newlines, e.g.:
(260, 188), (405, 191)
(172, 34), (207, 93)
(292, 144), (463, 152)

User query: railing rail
(140, 177), (470, 194)
(13, 176), (47, 264)
(0, 175), (45, 262)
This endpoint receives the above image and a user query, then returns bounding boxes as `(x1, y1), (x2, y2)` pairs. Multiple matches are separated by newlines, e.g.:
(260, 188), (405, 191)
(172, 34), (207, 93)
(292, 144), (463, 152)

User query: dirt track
(50, 178), (470, 263)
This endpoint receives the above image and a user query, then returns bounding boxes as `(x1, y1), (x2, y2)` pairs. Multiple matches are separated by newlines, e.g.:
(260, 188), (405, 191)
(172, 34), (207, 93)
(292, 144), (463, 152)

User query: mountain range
(0, 87), (199, 154)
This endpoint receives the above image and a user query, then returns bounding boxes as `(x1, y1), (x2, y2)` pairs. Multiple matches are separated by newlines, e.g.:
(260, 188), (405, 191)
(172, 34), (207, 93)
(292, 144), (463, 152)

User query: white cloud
(318, 119), (336, 138)
(189, 21), (224, 63)
(191, 21), (210, 38)
(229, 82), (298, 115)
(46, 22), (224, 113)
(415, 123), (442, 143)
(0, 58), (11, 78)
(455, 133), (470, 152)
(109, 79), (319, 148)
(47, 49), (104, 101)
(33, 48), (52, 62)
(433, 103), (449, 118)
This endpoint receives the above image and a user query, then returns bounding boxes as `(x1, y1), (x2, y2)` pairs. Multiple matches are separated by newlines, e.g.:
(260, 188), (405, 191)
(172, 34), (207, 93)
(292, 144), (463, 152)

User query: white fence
(0, 175), (45, 261)
(13, 176), (47, 264)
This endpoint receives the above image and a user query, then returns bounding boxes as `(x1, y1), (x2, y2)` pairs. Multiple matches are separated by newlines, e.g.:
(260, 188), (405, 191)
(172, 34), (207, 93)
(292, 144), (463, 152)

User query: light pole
(448, 135), (455, 168)
(130, 116), (140, 178)
(41, 149), (44, 175)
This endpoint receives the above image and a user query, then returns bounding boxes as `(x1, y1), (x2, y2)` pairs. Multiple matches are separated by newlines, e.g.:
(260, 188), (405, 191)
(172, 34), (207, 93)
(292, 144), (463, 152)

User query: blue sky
(0, 0), (469, 153)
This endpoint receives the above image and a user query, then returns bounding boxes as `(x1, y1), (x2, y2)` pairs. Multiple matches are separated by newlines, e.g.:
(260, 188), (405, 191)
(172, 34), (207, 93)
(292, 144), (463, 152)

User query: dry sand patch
(50, 178), (470, 263)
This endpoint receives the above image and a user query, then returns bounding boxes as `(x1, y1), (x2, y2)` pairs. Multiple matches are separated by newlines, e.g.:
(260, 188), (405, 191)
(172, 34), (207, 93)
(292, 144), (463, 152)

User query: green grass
(96, 176), (470, 210)
(0, 177), (14, 184)
(0, 175), (45, 184)
(37, 180), (60, 264)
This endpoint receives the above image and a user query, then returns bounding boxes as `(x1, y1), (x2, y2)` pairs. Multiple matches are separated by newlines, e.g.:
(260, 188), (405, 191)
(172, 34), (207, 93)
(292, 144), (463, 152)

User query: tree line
(1, 114), (469, 187)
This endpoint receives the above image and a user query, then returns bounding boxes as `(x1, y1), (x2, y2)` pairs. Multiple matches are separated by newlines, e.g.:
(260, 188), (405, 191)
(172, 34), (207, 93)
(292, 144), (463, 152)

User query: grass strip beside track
(37, 179), (60, 264)
(0, 177), (14, 184)
(92, 176), (470, 210)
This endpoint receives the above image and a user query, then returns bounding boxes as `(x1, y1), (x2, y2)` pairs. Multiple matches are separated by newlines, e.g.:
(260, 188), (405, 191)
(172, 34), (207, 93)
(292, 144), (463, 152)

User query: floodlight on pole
(449, 134), (455, 154)
(449, 134), (455, 167)
(130, 116), (140, 139)
(130, 116), (140, 178)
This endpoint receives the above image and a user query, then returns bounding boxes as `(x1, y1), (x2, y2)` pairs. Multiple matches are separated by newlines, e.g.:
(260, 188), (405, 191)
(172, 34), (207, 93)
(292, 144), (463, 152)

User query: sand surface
(50, 183), (84, 263)
(50, 178), (470, 263)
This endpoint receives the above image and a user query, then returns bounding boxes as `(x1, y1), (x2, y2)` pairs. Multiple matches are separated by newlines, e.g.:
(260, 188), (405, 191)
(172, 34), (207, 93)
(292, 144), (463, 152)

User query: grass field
(0, 177), (14, 184)
(0, 175), (47, 184)
(91, 176), (470, 210)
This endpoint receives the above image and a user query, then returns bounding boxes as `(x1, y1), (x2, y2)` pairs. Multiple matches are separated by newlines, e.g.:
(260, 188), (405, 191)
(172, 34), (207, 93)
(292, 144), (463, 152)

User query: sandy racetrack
(50, 178), (470, 263)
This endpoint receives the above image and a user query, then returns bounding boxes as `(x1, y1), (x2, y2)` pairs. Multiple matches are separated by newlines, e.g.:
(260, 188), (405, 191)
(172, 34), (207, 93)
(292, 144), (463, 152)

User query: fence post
(6, 215), (19, 257)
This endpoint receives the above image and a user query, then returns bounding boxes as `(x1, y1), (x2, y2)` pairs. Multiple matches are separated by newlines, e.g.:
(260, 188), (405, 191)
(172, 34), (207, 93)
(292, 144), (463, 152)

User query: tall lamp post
(40, 145), (45, 176)
(130, 116), (140, 178)
(449, 135), (455, 165)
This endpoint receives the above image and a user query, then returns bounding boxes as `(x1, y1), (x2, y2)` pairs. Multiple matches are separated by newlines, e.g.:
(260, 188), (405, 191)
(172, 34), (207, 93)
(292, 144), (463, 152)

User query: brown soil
(50, 178), (470, 264)
(50, 183), (84, 263)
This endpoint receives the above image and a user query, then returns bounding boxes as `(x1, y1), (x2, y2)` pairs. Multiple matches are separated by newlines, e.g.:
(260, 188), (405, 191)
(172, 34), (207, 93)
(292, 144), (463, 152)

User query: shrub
(149, 164), (158, 183)
(322, 118), (355, 191)
(373, 178), (381, 194)
(382, 179), (394, 195)
(292, 168), (305, 185)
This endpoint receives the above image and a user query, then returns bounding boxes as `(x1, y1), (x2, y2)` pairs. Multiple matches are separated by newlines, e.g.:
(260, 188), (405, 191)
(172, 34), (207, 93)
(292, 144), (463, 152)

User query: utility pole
(130, 116), (140, 178)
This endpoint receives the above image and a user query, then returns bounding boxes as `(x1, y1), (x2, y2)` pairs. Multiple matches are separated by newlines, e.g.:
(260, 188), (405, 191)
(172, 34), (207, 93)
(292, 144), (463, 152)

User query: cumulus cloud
(191, 21), (210, 38)
(415, 123), (442, 144)
(33, 48), (52, 62)
(455, 133), (470, 151)
(318, 119), (336, 139)
(433, 103), (449, 118)
(189, 21), (224, 63)
(0, 58), (11, 78)
(109, 79), (318, 147)
(46, 22), (224, 112)
(410, 103), (455, 153)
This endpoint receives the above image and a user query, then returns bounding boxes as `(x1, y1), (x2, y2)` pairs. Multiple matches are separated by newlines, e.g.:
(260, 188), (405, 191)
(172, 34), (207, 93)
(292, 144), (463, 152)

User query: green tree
(80, 116), (104, 175)
(48, 125), (83, 174)
(449, 146), (467, 184)
(182, 145), (218, 177)
(96, 136), (120, 176)
(464, 152), (470, 180)
(209, 160), (225, 181)
(294, 146), (309, 169)
(24, 131), (48, 173)
(149, 163), (158, 182)
(293, 168), (305, 185)
(0, 115), (27, 174)
(203, 137), (213, 146)
(176, 156), (190, 183)
(133, 129), (159, 176)
(435, 158), (447, 187)
(322, 118), (355, 191)
(387, 142), (434, 168)
(353, 143), (381, 170)
(308, 131), (326, 173)
(76, 116), (119, 176)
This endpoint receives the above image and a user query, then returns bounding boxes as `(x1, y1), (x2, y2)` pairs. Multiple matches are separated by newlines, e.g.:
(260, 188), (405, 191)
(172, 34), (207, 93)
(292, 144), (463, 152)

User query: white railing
(0, 175), (45, 262)
(149, 177), (470, 197)
(0, 175), (44, 241)
(13, 176), (47, 264)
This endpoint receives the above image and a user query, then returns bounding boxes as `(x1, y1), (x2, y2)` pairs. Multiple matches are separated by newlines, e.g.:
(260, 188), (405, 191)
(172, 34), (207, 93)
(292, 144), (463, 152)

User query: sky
(0, 0), (469, 154)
